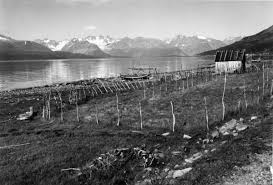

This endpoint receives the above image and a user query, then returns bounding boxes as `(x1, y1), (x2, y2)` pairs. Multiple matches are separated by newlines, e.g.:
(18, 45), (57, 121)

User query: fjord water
(0, 56), (213, 91)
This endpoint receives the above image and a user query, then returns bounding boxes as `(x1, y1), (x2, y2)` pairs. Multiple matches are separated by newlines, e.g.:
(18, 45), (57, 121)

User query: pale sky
(0, 0), (273, 41)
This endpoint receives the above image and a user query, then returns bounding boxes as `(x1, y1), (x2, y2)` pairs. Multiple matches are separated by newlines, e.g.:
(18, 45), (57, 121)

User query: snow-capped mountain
(85, 35), (116, 50)
(104, 37), (187, 57)
(61, 38), (110, 57)
(35, 35), (116, 52)
(166, 35), (226, 56)
(34, 39), (69, 51)
(34, 35), (227, 57)
(223, 36), (243, 45)
(0, 34), (14, 41)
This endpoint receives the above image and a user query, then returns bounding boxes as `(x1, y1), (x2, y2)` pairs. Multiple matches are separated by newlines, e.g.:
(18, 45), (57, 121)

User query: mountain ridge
(200, 25), (273, 55)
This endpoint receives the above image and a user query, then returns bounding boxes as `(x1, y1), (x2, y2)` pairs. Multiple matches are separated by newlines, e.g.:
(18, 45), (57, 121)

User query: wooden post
(75, 94), (79, 122)
(82, 87), (86, 99)
(270, 80), (273, 96)
(238, 100), (241, 113)
(222, 73), (227, 120)
(257, 81), (260, 104)
(204, 97), (209, 133)
(139, 101), (143, 130)
(42, 106), (45, 119)
(266, 64), (269, 88)
(187, 73), (189, 89)
(116, 93), (120, 126)
(244, 80), (248, 109)
(262, 63), (265, 97)
(95, 104), (99, 125)
(152, 82), (155, 99)
(191, 72), (194, 87)
(48, 92), (51, 120)
(57, 92), (63, 122)
(170, 101), (175, 132)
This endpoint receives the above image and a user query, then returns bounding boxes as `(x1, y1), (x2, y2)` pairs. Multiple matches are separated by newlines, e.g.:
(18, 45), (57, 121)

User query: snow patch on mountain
(197, 35), (207, 40)
(54, 40), (69, 51)
(0, 36), (8, 41)
(85, 35), (116, 50)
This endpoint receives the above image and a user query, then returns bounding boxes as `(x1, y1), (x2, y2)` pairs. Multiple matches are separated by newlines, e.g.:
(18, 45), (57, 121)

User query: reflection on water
(0, 57), (213, 91)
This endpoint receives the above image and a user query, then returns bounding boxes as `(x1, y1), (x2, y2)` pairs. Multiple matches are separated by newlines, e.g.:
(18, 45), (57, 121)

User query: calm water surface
(0, 57), (213, 91)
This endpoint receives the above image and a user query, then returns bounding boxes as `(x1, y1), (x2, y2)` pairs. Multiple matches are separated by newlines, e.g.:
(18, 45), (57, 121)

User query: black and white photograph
(0, 0), (272, 184)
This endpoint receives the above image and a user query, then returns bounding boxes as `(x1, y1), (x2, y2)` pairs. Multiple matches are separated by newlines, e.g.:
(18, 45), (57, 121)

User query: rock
(203, 138), (210, 144)
(251, 116), (257, 120)
(225, 119), (237, 129)
(174, 164), (182, 169)
(172, 167), (192, 178)
(239, 118), (244, 122)
(232, 132), (238, 137)
(160, 171), (168, 178)
(135, 179), (152, 185)
(169, 179), (176, 185)
(84, 115), (92, 121)
(155, 152), (165, 159)
(219, 119), (237, 134)
(162, 132), (170, 136)
(171, 151), (181, 155)
(132, 130), (144, 134)
(204, 150), (209, 153)
(211, 130), (219, 139)
(183, 134), (192, 139)
(163, 168), (170, 172)
(236, 124), (248, 132)
(145, 167), (152, 172)
(223, 131), (230, 136)
(185, 152), (202, 163)
(211, 148), (216, 152)
(167, 170), (174, 178)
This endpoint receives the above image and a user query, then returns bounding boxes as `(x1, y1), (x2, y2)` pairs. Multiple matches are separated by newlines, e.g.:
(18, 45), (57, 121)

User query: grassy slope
(0, 70), (272, 185)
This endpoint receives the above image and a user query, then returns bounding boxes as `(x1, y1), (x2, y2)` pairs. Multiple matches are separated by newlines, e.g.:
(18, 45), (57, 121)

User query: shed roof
(215, 49), (245, 62)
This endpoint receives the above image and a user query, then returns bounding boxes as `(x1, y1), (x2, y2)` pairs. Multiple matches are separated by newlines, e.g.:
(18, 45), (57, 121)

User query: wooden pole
(152, 82), (155, 99)
(95, 104), (99, 125)
(238, 100), (241, 113)
(244, 80), (248, 109)
(170, 101), (175, 132)
(139, 101), (143, 130)
(48, 92), (51, 120)
(191, 72), (194, 87)
(42, 106), (45, 119)
(75, 93), (79, 122)
(116, 93), (120, 126)
(222, 73), (227, 120)
(204, 97), (209, 133)
(57, 91), (63, 122)
(262, 63), (265, 97)
(270, 80), (273, 96)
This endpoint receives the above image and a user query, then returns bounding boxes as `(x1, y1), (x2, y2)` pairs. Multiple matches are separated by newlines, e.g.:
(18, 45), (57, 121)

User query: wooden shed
(215, 50), (246, 73)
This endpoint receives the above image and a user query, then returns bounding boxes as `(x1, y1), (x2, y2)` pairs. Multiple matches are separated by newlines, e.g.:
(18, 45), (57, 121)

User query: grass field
(0, 68), (272, 185)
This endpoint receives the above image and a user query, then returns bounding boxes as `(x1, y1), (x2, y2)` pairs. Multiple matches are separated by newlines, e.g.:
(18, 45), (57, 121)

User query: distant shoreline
(0, 55), (198, 61)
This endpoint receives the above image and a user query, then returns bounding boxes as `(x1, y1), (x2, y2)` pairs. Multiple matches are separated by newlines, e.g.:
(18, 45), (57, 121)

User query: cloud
(84, 25), (97, 30)
(56, 0), (112, 5)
